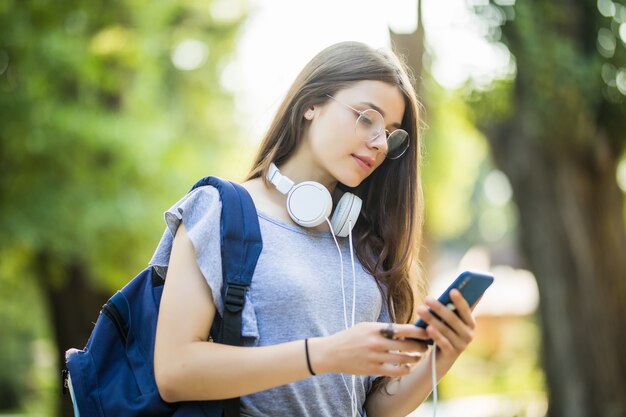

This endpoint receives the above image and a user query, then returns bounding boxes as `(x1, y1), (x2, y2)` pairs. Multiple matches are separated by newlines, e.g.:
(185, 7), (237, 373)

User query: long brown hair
(246, 41), (424, 329)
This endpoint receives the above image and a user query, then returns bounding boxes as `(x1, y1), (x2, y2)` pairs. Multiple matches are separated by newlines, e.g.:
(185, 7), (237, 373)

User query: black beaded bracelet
(304, 338), (316, 376)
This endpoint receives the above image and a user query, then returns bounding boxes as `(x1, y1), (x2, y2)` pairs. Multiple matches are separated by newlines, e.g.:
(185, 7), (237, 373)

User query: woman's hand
(308, 322), (430, 378)
(416, 289), (476, 369)
(363, 292), (477, 417)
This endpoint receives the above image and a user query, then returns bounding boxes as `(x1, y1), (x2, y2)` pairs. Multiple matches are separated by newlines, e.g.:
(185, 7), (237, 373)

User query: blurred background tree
(0, 0), (246, 415)
(466, 1), (626, 416)
(396, 0), (626, 415)
(392, 5), (544, 416)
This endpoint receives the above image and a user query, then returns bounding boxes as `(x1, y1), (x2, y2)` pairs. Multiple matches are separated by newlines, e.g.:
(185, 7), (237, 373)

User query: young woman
(151, 41), (477, 417)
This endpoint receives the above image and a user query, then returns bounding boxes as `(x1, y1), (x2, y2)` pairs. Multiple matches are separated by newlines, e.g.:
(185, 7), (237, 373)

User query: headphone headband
(268, 163), (295, 195)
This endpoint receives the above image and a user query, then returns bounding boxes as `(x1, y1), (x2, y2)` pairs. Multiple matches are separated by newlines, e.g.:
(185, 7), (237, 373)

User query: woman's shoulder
(161, 184), (223, 240)
(169, 183), (222, 214)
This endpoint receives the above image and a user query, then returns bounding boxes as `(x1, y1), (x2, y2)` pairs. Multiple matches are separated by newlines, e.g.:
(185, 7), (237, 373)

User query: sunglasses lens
(386, 130), (409, 159)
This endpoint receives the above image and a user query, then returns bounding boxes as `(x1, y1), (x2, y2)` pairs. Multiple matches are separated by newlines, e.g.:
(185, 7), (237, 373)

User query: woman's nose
(367, 130), (389, 155)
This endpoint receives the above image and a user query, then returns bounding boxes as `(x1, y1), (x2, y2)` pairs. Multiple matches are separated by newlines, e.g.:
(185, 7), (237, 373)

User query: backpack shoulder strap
(189, 176), (263, 345)
(190, 177), (262, 417)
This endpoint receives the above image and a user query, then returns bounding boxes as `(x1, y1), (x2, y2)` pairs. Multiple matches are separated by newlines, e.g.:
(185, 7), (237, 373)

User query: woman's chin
(337, 173), (365, 189)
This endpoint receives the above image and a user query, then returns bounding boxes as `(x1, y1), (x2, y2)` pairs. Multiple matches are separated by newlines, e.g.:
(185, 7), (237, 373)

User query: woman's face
(304, 80), (406, 188)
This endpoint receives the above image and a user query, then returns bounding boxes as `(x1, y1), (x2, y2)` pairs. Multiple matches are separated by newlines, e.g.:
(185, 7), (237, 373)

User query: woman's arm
(364, 289), (476, 417)
(154, 223), (309, 402)
(154, 223), (430, 403)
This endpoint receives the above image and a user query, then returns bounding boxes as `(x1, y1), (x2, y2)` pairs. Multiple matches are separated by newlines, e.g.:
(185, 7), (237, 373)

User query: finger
(426, 325), (454, 352)
(417, 304), (456, 331)
(374, 336), (429, 358)
(377, 322), (396, 339)
(428, 316), (465, 350)
(385, 323), (430, 340)
(376, 323), (429, 341)
(449, 289), (476, 331)
(418, 305), (466, 350)
(372, 350), (422, 366)
(424, 296), (474, 345)
(387, 339), (429, 354)
(424, 296), (465, 331)
(365, 336), (424, 357)
(377, 362), (414, 378)
(385, 350), (423, 364)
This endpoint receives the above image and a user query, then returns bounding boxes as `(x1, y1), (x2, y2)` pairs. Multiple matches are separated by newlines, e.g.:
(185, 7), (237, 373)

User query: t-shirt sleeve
(149, 185), (260, 342)
(149, 186), (224, 312)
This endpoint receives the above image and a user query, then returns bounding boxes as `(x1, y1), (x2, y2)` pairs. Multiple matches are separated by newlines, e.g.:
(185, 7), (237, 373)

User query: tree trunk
(474, 0), (626, 414)
(486, 115), (626, 417)
(389, 0), (425, 96)
(36, 253), (110, 417)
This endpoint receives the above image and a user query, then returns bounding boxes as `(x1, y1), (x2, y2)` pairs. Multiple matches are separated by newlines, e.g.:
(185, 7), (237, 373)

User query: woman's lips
(352, 154), (374, 171)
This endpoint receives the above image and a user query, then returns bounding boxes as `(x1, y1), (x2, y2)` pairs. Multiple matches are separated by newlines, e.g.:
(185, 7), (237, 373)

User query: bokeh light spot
(210, 0), (246, 23)
(597, 27), (616, 57)
(171, 39), (209, 71)
(616, 68), (626, 95)
(484, 169), (513, 207)
(90, 26), (129, 55)
(598, 0), (616, 17)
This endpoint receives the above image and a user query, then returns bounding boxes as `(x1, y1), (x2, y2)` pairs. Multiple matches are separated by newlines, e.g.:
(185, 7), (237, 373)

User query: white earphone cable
(325, 218), (359, 417)
(347, 220), (358, 416)
(347, 220), (357, 329)
(325, 217), (439, 417)
(326, 219), (439, 417)
(325, 219), (350, 330)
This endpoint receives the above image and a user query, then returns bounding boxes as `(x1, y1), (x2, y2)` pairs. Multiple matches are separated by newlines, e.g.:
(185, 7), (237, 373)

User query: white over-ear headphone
(268, 163), (362, 237)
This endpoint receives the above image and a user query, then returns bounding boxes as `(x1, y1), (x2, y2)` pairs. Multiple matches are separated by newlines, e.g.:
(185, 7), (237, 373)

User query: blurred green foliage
(0, 251), (44, 410)
(0, 250), (55, 414)
(420, 73), (519, 254)
(0, 0), (247, 412)
(467, 0), (626, 148)
(422, 84), (490, 241)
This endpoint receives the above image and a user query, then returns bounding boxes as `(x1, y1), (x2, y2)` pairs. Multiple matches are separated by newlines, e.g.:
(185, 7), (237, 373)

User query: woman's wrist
(431, 349), (457, 377)
(306, 336), (333, 375)
(304, 339), (316, 375)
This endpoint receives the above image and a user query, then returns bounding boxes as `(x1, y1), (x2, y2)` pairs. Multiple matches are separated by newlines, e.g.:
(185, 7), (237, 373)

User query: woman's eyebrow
(359, 101), (402, 129)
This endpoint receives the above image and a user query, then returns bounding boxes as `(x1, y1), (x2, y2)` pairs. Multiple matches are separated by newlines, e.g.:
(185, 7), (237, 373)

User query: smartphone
(414, 270), (494, 344)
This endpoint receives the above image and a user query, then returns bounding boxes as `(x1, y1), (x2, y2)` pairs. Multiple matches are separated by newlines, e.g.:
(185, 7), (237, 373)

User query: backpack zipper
(102, 302), (128, 345)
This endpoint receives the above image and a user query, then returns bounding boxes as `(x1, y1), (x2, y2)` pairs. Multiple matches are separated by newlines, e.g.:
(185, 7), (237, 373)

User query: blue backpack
(64, 177), (263, 417)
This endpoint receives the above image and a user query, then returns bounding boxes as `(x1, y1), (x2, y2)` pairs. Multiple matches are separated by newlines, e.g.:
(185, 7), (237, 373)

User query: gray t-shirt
(150, 185), (390, 417)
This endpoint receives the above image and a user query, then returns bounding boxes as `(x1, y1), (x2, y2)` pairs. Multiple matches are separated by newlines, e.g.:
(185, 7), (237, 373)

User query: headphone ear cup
(287, 181), (333, 228)
(330, 192), (362, 237)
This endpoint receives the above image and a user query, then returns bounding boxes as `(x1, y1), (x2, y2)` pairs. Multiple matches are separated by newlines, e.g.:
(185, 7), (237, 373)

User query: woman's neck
(278, 149), (337, 192)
